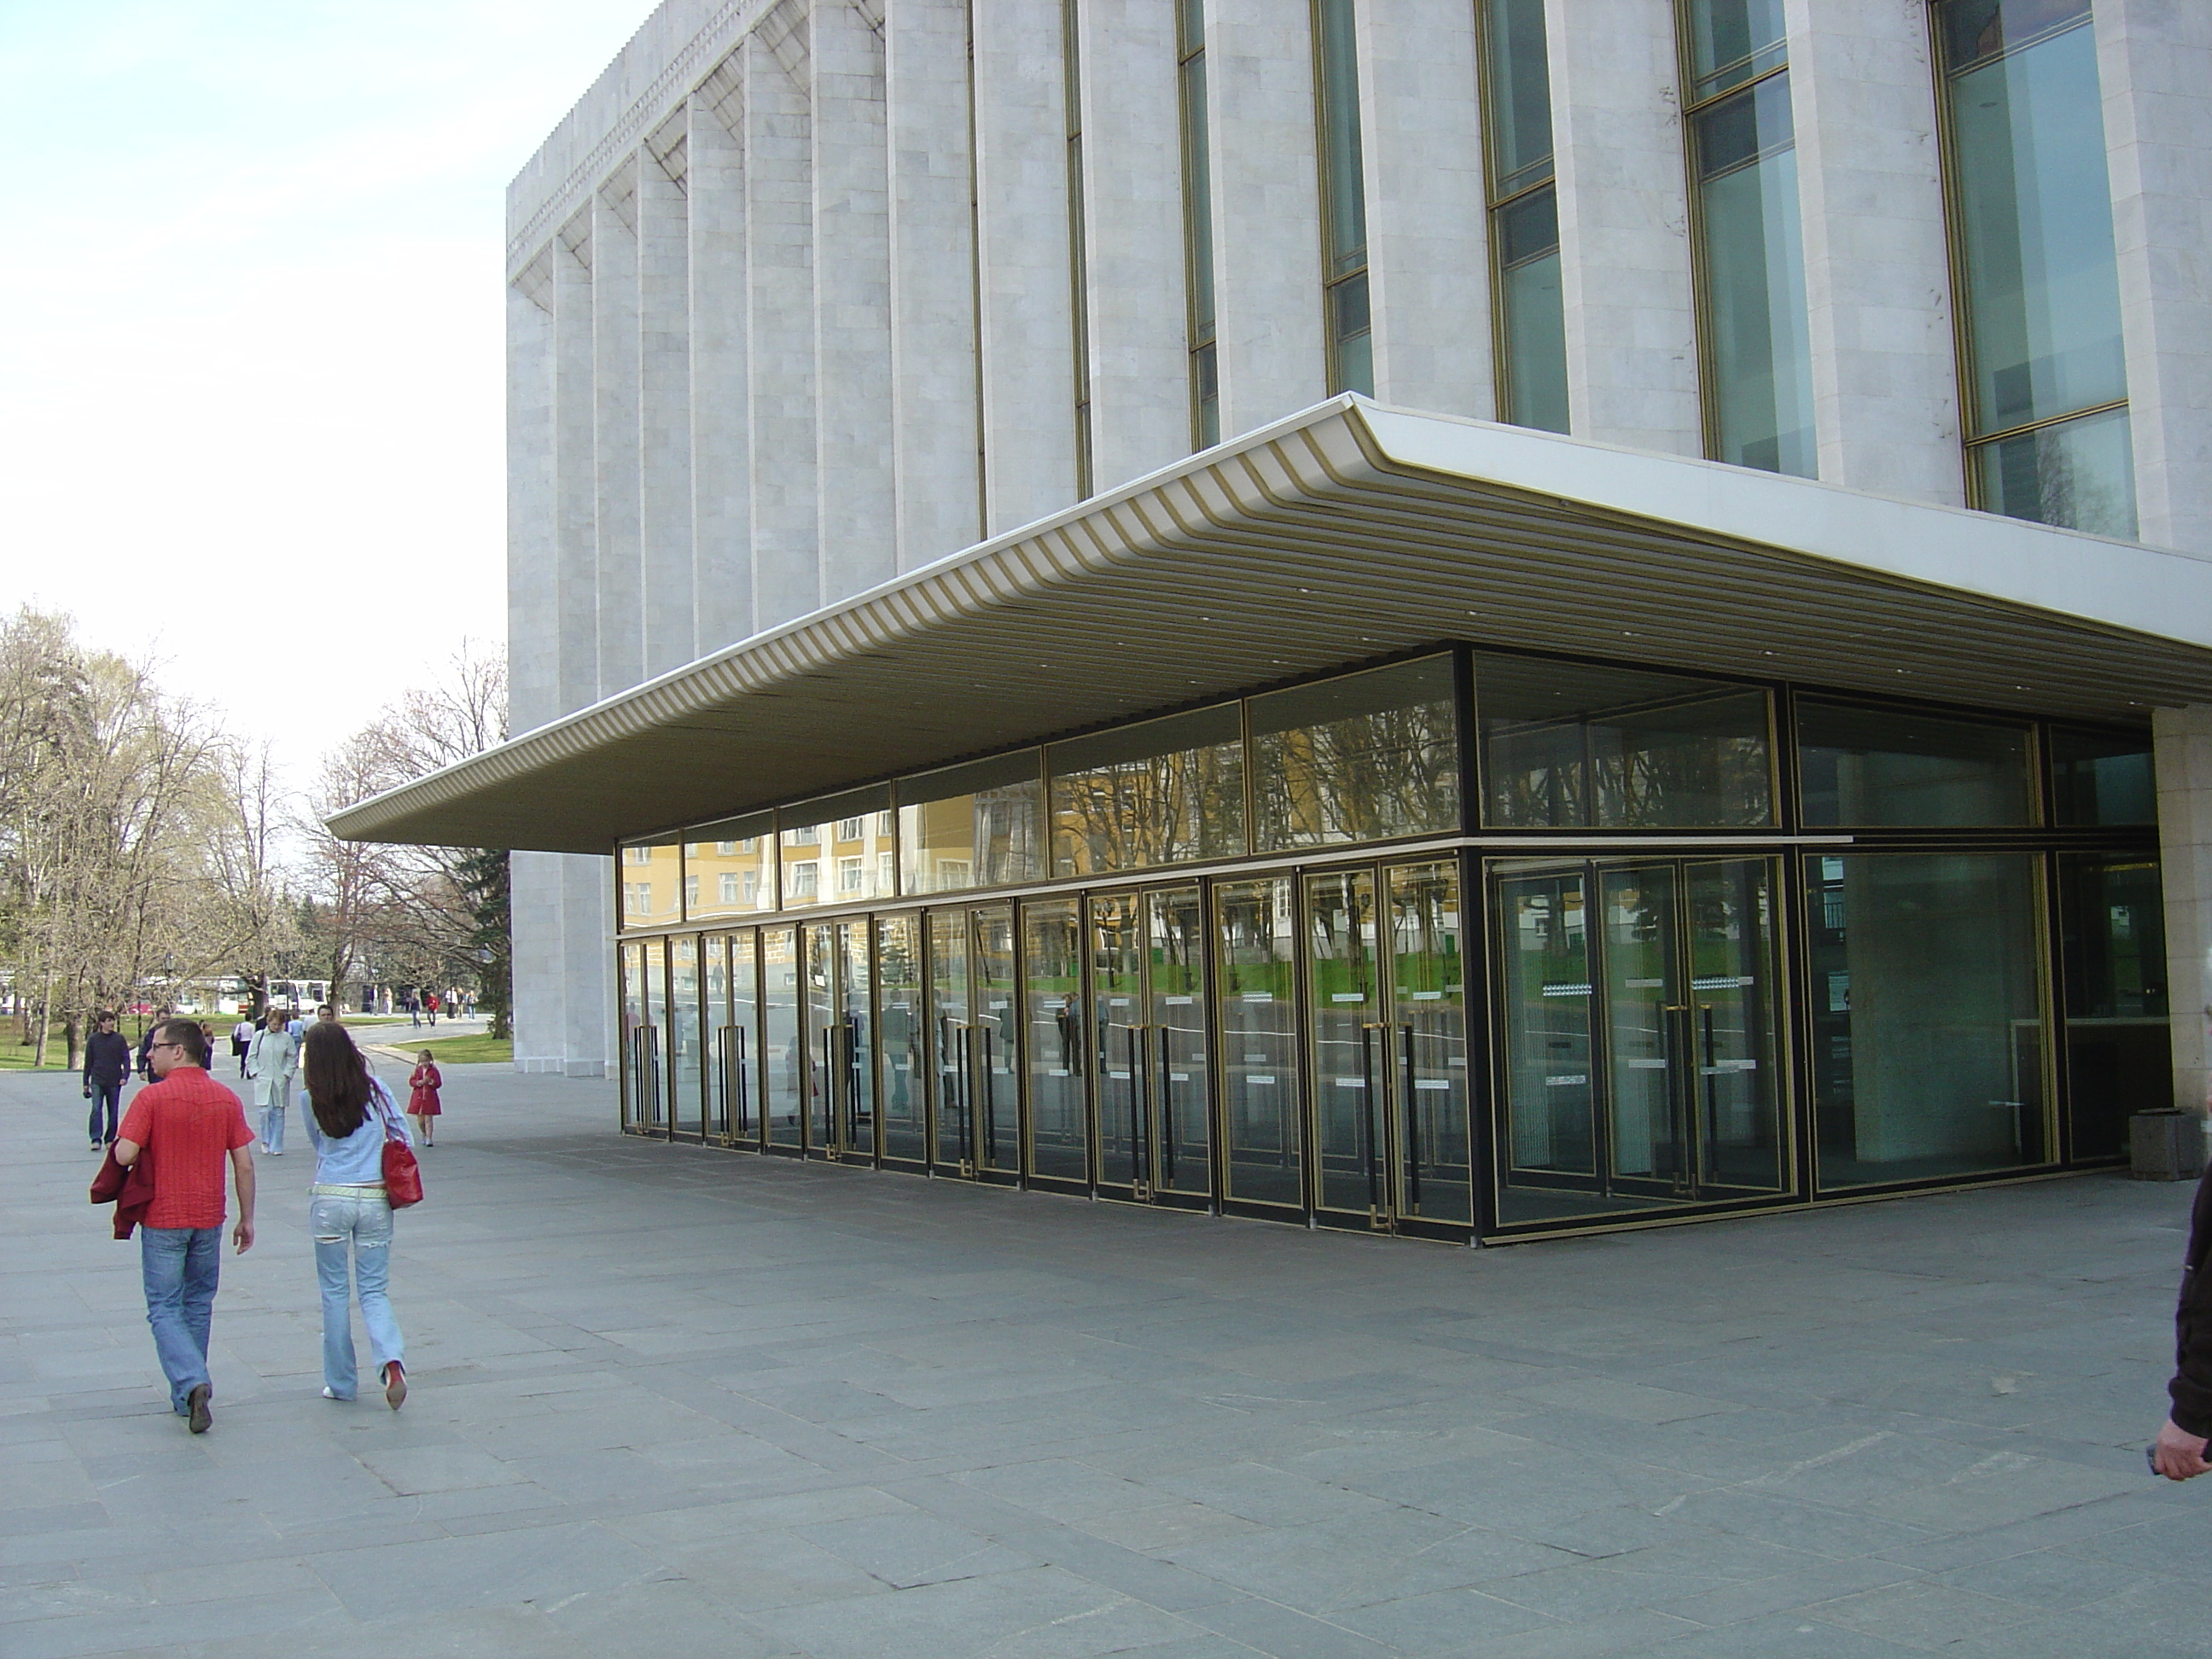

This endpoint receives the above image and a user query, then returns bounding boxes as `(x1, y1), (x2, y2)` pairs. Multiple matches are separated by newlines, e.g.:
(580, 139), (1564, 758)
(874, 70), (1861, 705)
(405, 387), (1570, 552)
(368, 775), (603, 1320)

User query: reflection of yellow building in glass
(619, 843), (684, 928)
(685, 823), (777, 919)
(781, 803), (895, 908)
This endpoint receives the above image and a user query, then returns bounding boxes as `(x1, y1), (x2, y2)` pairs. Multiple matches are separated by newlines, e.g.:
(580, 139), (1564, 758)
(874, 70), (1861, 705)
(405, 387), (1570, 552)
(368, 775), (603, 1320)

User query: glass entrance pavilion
(608, 642), (2163, 1242)
(331, 399), (2212, 1248)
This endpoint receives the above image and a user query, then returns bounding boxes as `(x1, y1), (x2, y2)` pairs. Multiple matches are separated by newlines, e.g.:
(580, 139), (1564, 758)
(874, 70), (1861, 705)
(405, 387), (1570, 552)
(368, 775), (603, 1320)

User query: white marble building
(338, 0), (2212, 1240)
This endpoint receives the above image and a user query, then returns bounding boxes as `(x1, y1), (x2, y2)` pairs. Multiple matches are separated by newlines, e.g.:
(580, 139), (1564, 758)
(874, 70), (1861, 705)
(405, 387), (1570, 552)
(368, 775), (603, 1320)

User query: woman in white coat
(246, 1007), (299, 1155)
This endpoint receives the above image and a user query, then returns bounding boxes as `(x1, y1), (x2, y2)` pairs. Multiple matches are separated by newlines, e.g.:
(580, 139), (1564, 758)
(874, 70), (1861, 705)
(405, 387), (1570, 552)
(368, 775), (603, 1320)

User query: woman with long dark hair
(300, 1022), (410, 1408)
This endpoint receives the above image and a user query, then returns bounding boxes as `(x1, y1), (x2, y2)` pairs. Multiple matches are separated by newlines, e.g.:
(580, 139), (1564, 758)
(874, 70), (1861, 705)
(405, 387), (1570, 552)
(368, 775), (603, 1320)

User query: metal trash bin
(2131, 1111), (2207, 1182)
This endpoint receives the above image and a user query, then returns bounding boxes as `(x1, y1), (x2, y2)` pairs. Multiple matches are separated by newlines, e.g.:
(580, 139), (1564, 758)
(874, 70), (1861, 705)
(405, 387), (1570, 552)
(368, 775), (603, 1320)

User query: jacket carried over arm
(2170, 1161), (2212, 1436)
(90, 1144), (157, 1239)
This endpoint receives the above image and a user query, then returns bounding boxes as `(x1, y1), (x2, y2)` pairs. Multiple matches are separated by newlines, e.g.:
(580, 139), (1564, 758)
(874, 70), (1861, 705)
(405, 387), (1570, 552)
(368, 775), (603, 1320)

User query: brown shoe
(382, 1361), (407, 1412)
(186, 1383), (212, 1434)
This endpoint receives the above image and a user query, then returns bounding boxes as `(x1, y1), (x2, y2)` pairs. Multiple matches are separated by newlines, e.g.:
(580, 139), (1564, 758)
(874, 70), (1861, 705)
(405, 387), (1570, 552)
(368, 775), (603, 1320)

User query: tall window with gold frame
(1931, 0), (2133, 538)
(1065, 0), (1095, 497)
(1677, 0), (1816, 476)
(1478, 0), (1567, 432)
(1312, 0), (1371, 396)
(1177, 0), (1220, 446)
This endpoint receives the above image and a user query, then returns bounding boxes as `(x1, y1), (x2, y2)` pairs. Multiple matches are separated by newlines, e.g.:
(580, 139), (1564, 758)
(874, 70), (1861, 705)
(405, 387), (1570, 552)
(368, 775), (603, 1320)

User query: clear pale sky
(0, 1), (644, 785)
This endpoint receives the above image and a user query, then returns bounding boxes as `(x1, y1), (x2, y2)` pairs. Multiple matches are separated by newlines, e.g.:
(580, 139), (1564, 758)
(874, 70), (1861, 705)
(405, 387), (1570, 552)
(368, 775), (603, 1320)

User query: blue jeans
(87, 1080), (121, 1144)
(259, 1097), (286, 1155)
(140, 1225), (220, 1413)
(311, 1190), (403, 1397)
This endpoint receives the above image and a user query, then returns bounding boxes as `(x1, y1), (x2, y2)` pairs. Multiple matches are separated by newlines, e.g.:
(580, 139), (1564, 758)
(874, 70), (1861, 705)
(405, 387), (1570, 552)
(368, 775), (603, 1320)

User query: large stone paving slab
(0, 1061), (2197, 1656)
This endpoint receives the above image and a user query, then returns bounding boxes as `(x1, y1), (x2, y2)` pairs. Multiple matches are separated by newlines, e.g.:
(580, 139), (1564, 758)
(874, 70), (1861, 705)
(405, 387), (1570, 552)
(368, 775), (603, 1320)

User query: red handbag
(375, 1086), (424, 1208)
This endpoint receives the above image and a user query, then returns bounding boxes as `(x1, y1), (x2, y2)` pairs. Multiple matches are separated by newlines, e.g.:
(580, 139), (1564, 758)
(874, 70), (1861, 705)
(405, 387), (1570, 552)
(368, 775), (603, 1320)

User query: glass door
(1388, 862), (1473, 1227)
(1024, 899), (1090, 1187)
(670, 934), (704, 1139)
(641, 936), (670, 1134)
(1301, 862), (1471, 1233)
(973, 905), (1020, 1179)
(928, 911), (971, 1171)
(927, 907), (1019, 1179)
(704, 934), (731, 1139)
(1215, 876), (1304, 1211)
(1147, 888), (1212, 1201)
(838, 922), (876, 1161)
(876, 914), (927, 1165)
(1091, 893), (1147, 1196)
(762, 926), (803, 1150)
(803, 920), (876, 1162)
(1091, 887), (1214, 1204)
(1306, 869), (1383, 1220)
(723, 930), (760, 1146)
(1493, 856), (1786, 1225)
(620, 941), (651, 1131)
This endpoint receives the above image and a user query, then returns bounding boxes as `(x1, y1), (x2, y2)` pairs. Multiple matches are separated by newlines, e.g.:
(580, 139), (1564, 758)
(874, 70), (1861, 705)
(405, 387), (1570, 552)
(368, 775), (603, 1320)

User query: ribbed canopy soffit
(329, 399), (2212, 856)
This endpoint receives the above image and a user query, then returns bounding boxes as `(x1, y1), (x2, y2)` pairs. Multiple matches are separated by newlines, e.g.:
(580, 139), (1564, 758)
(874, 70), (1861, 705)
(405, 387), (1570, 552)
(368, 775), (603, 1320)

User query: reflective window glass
(2049, 727), (2155, 826)
(1483, 0), (1554, 196)
(1214, 877), (1304, 1208)
(618, 843), (683, 928)
(1251, 656), (1460, 851)
(782, 787), (894, 907)
(1685, 0), (1786, 97)
(875, 915), (927, 1162)
(898, 751), (1044, 895)
(2058, 853), (2168, 1161)
(1691, 71), (1816, 477)
(1937, 0), (2133, 535)
(1797, 701), (2034, 826)
(686, 813), (776, 918)
(1477, 655), (1773, 828)
(1497, 187), (1568, 434)
(1970, 405), (2138, 540)
(1051, 704), (1245, 876)
(1807, 853), (2049, 1188)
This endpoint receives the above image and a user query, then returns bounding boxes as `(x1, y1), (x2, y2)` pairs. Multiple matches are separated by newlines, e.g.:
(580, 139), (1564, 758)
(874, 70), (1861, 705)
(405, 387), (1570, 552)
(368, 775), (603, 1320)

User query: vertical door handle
(1359, 1022), (1383, 1222)
(1126, 1024), (1147, 1193)
(1399, 1022), (1421, 1216)
(980, 1026), (996, 1167)
(1156, 1024), (1176, 1190)
(736, 1027), (749, 1134)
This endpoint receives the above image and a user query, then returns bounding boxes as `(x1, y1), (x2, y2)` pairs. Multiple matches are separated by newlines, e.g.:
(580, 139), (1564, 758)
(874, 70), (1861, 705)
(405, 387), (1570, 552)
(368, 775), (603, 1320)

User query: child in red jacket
(407, 1052), (442, 1147)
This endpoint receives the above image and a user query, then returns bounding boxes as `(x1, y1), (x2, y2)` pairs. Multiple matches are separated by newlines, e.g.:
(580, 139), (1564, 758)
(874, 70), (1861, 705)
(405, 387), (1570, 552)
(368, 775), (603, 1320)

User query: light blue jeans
(259, 1096), (287, 1155)
(140, 1225), (220, 1413)
(309, 1189), (403, 1398)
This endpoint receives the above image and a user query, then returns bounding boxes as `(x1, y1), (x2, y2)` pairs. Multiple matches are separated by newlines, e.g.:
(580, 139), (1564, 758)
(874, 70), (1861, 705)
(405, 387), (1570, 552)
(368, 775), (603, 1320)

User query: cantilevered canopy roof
(332, 398), (2212, 855)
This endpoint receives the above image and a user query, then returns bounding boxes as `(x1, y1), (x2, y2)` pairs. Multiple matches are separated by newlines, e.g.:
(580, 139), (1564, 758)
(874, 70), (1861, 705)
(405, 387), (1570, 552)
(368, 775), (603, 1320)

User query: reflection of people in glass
(883, 1000), (914, 1117)
(1056, 995), (1080, 1073)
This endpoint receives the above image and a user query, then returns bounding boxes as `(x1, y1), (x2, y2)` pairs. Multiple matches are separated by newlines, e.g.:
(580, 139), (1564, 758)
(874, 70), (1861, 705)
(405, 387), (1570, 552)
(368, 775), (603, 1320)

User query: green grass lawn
(408, 1033), (512, 1065)
(0, 1024), (71, 1071)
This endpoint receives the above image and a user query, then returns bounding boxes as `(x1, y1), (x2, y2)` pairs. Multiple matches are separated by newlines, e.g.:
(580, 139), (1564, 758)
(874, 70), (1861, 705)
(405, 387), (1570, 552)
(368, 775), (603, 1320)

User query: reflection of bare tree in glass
(1487, 693), (1770, 827)
(971, 787), (1040, 885)
(1255, 702), (1458, 847)
(1053, 746), (1244, 875)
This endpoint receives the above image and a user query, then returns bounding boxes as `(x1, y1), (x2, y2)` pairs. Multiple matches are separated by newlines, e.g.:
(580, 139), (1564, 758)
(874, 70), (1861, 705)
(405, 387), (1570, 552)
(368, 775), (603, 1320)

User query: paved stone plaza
(3, 1061), (2205, 1657)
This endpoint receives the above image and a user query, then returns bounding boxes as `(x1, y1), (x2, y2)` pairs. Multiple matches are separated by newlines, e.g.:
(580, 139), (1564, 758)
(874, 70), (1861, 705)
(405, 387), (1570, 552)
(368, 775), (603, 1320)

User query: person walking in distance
(112, 1019), (255, 1433)
(301, 1022), (410, 1409)
(83, 1010), (131, 1153)
(230, 1014), (254, 1077)
(246, 1008), (298, 1156)
(406, 1051), (442, 1147)
(136, 1007), (172, 1081)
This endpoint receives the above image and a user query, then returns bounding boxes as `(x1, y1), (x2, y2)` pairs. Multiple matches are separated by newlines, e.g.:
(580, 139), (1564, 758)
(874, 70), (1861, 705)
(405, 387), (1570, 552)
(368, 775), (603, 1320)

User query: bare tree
(307, 641), (511, 1029)
(0, 609), (234, 1068)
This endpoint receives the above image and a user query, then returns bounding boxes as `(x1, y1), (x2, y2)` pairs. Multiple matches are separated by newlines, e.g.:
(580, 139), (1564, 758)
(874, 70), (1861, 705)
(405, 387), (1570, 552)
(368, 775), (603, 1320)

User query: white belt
(310, 1182), (387, 1196)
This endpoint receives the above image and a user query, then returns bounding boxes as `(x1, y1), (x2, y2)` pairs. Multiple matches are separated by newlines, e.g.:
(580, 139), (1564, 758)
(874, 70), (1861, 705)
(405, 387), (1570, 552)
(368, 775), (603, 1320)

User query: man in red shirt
(114, 1019), (256, 1433)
